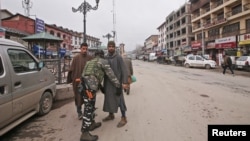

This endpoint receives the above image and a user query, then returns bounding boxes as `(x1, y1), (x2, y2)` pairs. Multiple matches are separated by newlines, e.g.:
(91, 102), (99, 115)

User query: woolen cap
(107, 41), (116, 47)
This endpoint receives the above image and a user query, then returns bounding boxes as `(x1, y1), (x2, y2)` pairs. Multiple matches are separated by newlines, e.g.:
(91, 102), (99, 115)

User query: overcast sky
(2, 0), (187, 51)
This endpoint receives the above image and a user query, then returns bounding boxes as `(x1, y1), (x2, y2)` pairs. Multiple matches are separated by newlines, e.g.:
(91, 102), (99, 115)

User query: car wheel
(205, 64), (211, 69)
(185, 63), (190, 68)
(38, 91), (53, 116)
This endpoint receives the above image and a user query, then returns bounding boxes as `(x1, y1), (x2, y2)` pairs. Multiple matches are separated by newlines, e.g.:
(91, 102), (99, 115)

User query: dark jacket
(69, 53), (93, 107)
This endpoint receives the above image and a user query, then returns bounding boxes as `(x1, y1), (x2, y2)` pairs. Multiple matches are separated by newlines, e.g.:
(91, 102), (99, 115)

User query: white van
(0, 38), (56, 136)
(148, 53), (157, 61)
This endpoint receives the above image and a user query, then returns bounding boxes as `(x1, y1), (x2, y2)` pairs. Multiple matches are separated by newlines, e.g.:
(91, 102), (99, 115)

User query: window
(196, 56), (202, 60)
(208, 28), (220, 37)
(0, 56), (4, 94)
(8, 49), (38, 73)
(222, 22), (239, 34)
(246, 19), (250, 32)
(188, 56), (194, 60)
(217, 12), (224, 20)
(232, 4), (242, 15)
(0, 56), (3, 76)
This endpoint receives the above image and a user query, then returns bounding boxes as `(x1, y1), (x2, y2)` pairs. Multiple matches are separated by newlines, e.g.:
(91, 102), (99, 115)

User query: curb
(55, 84), (74, 101)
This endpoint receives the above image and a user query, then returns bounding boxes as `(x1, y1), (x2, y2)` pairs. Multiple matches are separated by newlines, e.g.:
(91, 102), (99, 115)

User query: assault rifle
(77, 77), (94, 99)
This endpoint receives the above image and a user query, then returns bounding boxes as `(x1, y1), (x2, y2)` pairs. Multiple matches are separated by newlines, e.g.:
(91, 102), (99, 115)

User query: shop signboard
(215, 36), (236, 49)
(35, 18), (45, 33)
(238, 33), (250, 46)
(191, 41), (201, 50)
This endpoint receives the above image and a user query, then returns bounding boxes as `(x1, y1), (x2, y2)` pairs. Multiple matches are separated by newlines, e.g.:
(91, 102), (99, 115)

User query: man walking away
(222, 53), (234, 76)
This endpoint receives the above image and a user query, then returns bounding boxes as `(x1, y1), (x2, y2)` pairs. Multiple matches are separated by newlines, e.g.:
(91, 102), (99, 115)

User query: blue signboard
(35, 18), (45, 33)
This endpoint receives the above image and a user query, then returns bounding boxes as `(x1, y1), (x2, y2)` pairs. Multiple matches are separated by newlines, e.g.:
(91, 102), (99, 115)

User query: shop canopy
(22, 32), (62, 58)
(22, 32), (62, 42)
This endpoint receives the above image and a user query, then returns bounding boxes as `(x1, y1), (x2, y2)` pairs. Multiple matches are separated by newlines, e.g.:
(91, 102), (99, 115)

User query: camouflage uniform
(80, 56), (120, 133)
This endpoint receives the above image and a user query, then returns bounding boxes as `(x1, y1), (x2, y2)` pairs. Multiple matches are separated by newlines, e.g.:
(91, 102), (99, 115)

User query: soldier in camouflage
(79, 50), (123, 141)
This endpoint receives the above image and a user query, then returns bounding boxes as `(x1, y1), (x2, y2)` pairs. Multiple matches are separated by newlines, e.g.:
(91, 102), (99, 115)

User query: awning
(239, 40), (250, 46)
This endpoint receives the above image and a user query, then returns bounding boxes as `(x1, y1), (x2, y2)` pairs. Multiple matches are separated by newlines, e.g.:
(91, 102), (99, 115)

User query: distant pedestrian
(123, 54), (134, 95)
(68, 43), (93, 120)
(222, 53), (234, 76)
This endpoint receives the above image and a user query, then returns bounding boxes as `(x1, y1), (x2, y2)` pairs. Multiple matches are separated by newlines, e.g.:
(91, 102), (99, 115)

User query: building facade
(190, 0), (250, 64)
(144, 35), (158, 54)
(157, 21), (166, 51)
(1, 10), (101, 54)
(165, 3), (194, 56)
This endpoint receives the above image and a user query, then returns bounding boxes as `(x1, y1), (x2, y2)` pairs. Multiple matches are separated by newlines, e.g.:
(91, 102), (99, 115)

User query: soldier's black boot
(80, 131), (98, 141)
(89, 121), (102, 131)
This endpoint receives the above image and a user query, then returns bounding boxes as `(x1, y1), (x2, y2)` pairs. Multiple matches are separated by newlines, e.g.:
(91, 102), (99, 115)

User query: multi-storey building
(165, 3), (194, 56)
(1, 10), (101, 54)
(157, 21), (166, 51)
(144, 35), (158, 54)
(45, 24), (73, 50)
(190, 0), (250, 64)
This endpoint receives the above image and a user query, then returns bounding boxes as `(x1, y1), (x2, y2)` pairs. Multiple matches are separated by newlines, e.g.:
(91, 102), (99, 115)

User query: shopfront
(238, 33), (250, 56)
(206, 42), (217, 63)
(215, 36), (237, 54)
(215, 36), (237, 66)
(191, 41), (202, 55)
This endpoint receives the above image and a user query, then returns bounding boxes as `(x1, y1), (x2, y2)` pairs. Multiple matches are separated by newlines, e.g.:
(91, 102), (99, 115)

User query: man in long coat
(123, 55), (133, 95)
(102, 41), (129, 128)
(68, 43), (93, 119)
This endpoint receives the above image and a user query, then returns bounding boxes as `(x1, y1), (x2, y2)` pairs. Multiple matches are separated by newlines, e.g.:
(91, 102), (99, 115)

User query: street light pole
(201, 25), (205, 56)
(72, 0), (100, 43)
(103, 33), (112, 41)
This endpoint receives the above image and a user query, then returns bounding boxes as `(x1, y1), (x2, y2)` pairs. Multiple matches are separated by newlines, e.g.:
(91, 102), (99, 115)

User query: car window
(0, 56), (3, 76)
(237, 56), (247, 61)
(196, 56), (203, 60)
(7, 49), (38, 73)
(188, 56), (194, 60)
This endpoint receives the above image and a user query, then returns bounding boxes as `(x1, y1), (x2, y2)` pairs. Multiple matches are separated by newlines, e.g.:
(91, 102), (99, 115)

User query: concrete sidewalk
(55, 83), (74, 101)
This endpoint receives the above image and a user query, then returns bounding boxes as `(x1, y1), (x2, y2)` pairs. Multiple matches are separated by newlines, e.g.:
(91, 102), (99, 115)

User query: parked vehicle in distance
(235, 56), (250, 71)
(148, 53), (157, 61)
(184, 55), (216, 69)
(0, 38), (56, 136)
(172, 54), (186, 66)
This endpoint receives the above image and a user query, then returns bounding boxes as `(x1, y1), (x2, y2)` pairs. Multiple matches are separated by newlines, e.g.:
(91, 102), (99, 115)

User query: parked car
(184, 55), (216, 69)
(235, 56), (250, 71)
(0, 38), (56, 136)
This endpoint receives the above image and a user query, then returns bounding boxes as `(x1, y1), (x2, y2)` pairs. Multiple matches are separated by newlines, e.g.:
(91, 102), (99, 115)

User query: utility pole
(112, 0), (117, 42)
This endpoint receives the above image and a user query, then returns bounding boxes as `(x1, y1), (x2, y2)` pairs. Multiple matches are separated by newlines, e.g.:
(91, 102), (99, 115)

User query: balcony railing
(206, 35), (220, 41)
(203, 18), (227, 28)
(225, 8), (242, 18)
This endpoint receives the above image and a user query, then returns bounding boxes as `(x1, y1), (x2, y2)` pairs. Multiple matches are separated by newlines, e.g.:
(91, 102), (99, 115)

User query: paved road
(1, 60), (250, 141)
